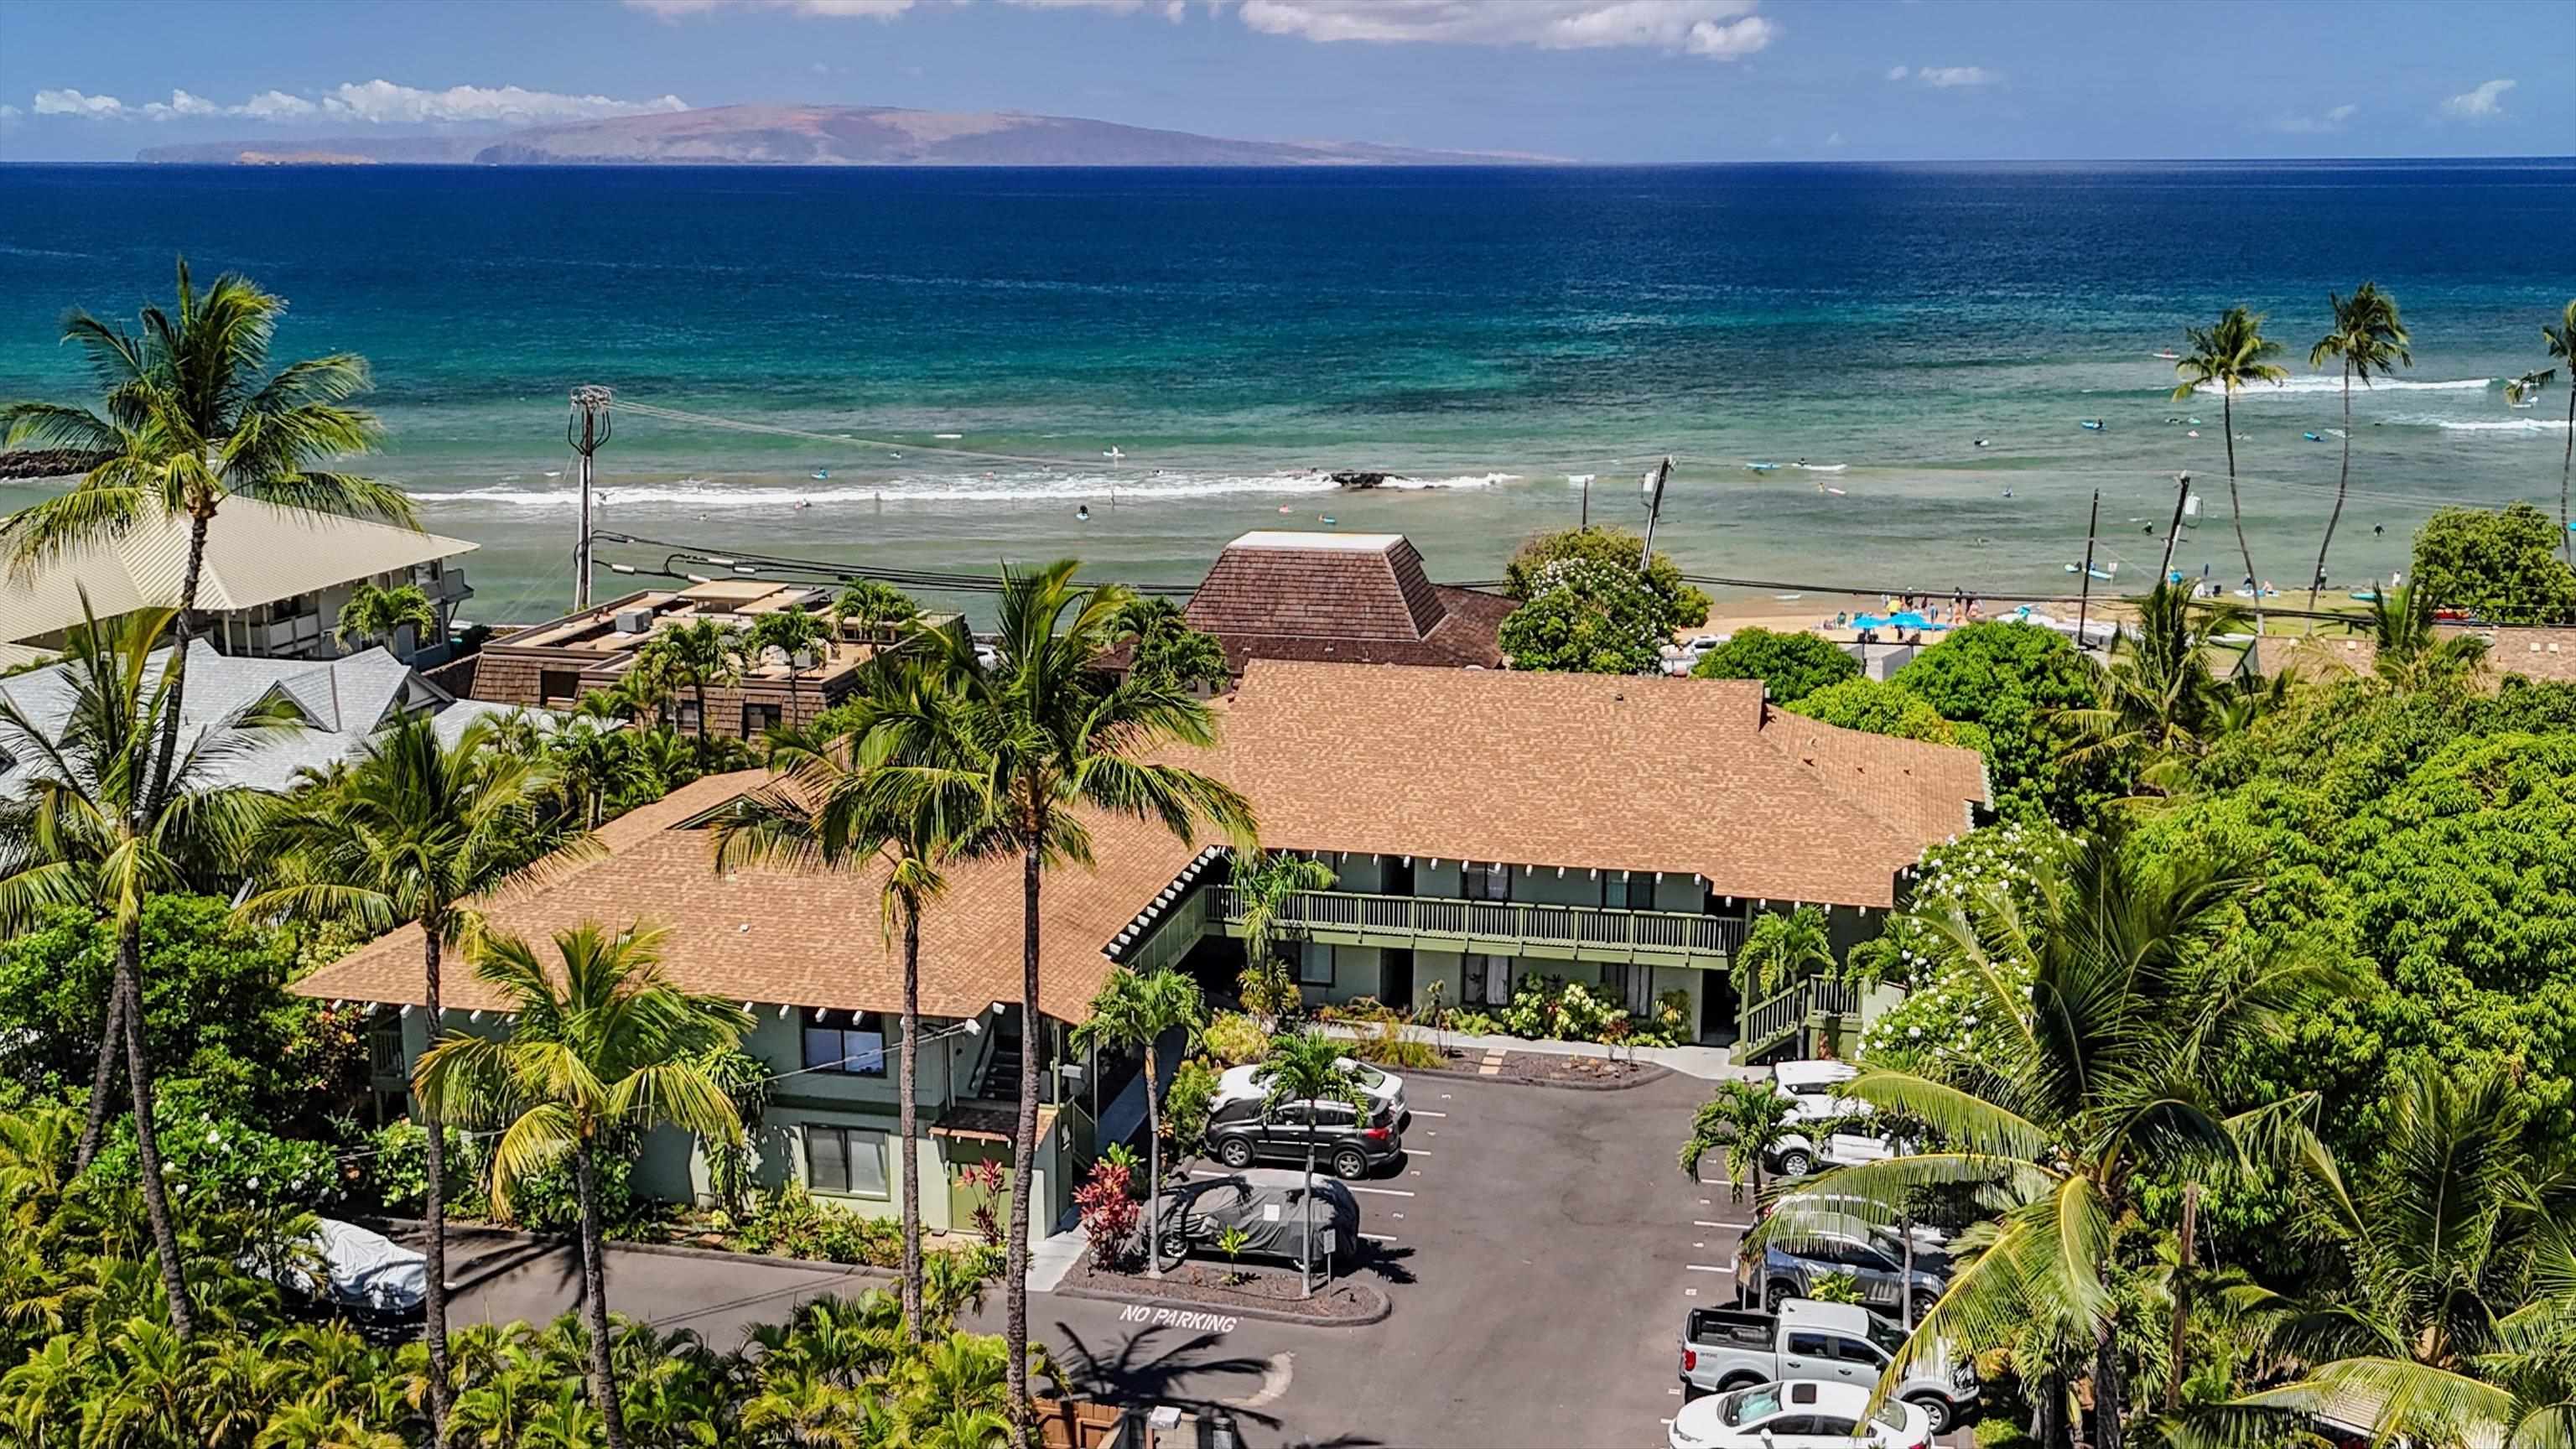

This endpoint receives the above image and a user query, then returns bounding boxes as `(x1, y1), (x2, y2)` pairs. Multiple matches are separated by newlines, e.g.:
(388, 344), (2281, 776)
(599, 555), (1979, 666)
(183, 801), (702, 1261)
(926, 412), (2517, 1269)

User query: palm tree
(1680, 1079), (1797, 1213)
(543, 719), (643, 831)
(0, 262), (408, 1193)
(832, 580), (923, 642)
(2057, 583), (2251, 793)
(1231, 851), (1339, 1025)
(742, 609), (831, 733)
(332, 582), (439, 655)
(0, 605), (283, 1339)
(2360, 582), (2490, 691)
(1070, 967), (1207, 1279)
(242, 714), (567, 1443)
(1767, 832), (2346, 1449)
(1734, 904), (1835, 1044)
(2306, 284), (2412, 610)
(2542, 302), (2576, 566)
(2174, 307), (2288, 635)
(871, 564), (1254, 1433)
(1257, 1030), (1360, 1298)
(413, 922), (751, 1449)
(2237, 1062), (2568, 1379)
(636, 619), (740, 743)
(710, 665), (969, 1340)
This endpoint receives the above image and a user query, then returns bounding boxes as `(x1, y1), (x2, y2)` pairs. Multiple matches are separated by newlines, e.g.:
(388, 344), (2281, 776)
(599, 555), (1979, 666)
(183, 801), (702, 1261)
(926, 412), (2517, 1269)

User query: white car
(1771, 1060), (1857, 1098)
(1669, 1379), (1931, 1449)
(1212, 1058), (1407, 1125)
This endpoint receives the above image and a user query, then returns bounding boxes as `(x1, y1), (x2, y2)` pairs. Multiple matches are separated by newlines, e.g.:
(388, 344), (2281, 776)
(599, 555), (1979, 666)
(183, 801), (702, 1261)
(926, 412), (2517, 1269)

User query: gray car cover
(1146, 1173), (1360, 1265)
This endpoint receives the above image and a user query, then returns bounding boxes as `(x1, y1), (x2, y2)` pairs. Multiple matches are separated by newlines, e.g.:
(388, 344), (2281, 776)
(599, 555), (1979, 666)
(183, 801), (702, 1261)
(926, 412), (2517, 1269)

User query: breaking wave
(413, 467), (1515, 509)
(2196, 375), (2493, 397)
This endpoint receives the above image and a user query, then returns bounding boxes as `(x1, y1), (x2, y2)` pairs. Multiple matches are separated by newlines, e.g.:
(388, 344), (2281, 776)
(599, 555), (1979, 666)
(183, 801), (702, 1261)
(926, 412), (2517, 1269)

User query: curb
(1402, 1059), (1674, 1093)
(356, 1214), (908, 1283)
(1049, 1271), (1393, 1329)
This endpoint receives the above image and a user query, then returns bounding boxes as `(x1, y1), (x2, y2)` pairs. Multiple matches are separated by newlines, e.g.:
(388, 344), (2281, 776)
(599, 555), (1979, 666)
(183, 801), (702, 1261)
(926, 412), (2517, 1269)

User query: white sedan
(1669, 1380), (1930, 1449)
(1212, 1058), (1406, 1124)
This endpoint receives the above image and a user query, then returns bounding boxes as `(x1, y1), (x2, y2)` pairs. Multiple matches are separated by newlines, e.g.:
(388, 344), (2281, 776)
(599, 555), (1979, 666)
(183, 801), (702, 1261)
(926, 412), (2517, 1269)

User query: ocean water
(2, 160), (2572, 624)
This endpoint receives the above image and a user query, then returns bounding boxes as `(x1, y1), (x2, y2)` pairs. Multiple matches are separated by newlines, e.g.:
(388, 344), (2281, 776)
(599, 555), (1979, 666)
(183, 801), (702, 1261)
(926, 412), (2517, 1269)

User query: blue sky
(2, 0), (2568, 164)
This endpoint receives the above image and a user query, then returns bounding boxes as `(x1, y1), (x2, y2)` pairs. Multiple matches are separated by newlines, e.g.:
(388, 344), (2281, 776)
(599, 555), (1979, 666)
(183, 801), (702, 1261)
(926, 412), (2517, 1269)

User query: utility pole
(2155, 471), (2193, 589)
(1579, 474), (1592, 530)
(1638, 456), (1674, 570)
(568, 385), (615, 611)
(2075, 488), (2101, 652)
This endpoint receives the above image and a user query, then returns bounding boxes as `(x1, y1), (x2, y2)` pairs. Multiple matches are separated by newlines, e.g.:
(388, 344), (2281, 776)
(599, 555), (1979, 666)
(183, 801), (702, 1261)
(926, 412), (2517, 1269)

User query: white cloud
(314, 80), (688, 125)
(140, 89), (223, 120)
(1887, 64), (1996, 88)
(1823, 130), (1844, 148)
(1233, 0), (1775, 57)
(2439, 78), (2514, 120)
(33, 88), (127, 117)
(628, 0), (919, 16)
(22, 80), (687, 127)
(238, 90), (319, 119)
(2276, 102), (2357, 135)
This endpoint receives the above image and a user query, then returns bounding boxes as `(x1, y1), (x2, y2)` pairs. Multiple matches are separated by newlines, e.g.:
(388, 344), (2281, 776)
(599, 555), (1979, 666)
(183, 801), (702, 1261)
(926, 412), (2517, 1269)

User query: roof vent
(613, 608), (653, 635)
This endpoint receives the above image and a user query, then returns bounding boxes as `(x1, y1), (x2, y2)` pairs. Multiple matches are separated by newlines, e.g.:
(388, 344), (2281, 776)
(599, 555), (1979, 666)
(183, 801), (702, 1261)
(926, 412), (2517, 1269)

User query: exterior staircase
(1737, 977), (1862, 1064)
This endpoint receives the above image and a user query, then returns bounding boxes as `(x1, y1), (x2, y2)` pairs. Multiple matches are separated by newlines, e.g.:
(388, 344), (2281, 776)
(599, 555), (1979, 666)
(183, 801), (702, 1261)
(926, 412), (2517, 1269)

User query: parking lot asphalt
(449, 1067), (1782, 1448)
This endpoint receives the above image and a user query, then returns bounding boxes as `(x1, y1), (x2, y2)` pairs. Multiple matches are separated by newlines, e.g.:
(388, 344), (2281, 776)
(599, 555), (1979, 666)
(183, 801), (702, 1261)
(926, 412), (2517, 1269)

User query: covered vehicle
(260, 1218), (428, 1319)
(1136, 1171), (1360, 1275)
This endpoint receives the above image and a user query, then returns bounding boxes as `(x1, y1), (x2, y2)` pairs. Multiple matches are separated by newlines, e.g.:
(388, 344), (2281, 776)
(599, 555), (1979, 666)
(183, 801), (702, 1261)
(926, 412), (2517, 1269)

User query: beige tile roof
(0, 496), (474, 646)
(2256, 626), (2576, 687)
(1211, 661), (1987, 908)
(290, 770), (1214, 1021)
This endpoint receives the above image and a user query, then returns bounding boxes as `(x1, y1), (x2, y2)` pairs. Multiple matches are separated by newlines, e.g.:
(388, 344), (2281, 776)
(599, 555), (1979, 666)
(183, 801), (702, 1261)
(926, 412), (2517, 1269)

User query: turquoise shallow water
(2, 160), (2572, 623)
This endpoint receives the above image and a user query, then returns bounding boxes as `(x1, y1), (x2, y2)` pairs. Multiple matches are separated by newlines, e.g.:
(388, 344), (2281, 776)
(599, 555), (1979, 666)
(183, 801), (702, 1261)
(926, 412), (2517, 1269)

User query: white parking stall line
(1411, 1109), (1449, 1118)
(1695, 1219), (1755, 1230)
(1686, 1262), (1736, 1274)
(1404, 1148), (1432, 1156)
(1359, 1232), (1400, 1243)
(1344, 1184), (1415, 1197)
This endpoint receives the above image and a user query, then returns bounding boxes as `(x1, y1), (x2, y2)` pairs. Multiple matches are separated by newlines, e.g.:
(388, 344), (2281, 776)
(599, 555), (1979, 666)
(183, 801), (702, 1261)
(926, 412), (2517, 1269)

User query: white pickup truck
(1677, 1298), (1977, 1433)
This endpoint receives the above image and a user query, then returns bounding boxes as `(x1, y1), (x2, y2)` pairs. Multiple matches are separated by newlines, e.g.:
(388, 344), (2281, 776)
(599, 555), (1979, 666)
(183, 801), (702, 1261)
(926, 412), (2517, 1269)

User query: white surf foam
(2428, 418), (2572, 434)
(2195, 375), (2492, 397)
(414, 466), (1518, 509)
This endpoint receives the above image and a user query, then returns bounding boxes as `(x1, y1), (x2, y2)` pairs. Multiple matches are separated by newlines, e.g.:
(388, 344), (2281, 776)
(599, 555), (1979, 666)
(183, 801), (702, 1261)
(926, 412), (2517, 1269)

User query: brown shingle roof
(1211, 662), (1987, 908)
(2254, 626), (2576, 687)
(1183, 532), (1509, 670)
(290, 770), (1213, 1021)
(295, 661), (1988, 1017)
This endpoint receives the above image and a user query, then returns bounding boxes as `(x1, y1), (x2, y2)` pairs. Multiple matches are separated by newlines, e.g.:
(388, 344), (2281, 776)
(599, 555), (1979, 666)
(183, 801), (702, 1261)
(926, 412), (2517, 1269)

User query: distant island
(136, 103), (1556, 168)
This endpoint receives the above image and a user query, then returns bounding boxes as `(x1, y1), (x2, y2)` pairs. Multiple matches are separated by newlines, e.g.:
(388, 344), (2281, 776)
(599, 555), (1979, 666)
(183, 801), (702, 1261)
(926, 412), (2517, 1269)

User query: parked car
(1769, 1059), (1857, 1098)
(1135, 1171), (1360, 1275)
(1206, 1093), (1405, 1179)
(1668, 1379), (1931, 1449)
(1212, 1057), (1408, 1126)
(1738, 1214), (1947, 1322)
(1766, 1125), (1899, 1179)
(1679, 1299), (1977, 1432)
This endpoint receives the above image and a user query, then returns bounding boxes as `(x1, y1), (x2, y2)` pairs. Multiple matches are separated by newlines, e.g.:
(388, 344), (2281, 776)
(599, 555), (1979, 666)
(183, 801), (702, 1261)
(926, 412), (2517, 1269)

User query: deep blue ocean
(3, 160), (2571, 621)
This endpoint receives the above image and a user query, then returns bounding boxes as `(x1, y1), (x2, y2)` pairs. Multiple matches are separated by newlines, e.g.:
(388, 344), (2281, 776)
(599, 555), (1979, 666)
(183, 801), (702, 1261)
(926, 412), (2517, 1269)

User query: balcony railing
(1204, 886), (1745, 966)
(1741, 976), (1862, 1063)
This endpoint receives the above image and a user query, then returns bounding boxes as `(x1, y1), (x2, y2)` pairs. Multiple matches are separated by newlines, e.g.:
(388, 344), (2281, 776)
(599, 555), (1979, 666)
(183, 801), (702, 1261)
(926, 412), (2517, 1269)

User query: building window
(1462, 863), (1511, 901)
(801, 1010), (888, 1076)
(1617, 872), (1656, 911)
(1601, 963), (1654, 1016)
(676, 700), (701, 733)
(1462, 953), (1511, 1007)
(1300, 943), (1335, 988)
(806, 1125), (891, 1198)
(539, 669), (582, 703)
(743, 701), (784, 736)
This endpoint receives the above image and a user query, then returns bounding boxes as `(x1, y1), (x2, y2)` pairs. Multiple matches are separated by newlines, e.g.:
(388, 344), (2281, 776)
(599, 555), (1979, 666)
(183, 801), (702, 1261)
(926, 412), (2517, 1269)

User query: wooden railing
(1742, 976), (1862, 1062)
(1204, 886), (1746, 962)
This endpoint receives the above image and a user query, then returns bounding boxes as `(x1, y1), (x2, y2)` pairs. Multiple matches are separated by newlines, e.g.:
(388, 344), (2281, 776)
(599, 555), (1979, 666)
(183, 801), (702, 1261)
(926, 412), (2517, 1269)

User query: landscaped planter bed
(1053, 1249), (1390, 1326)
(1403, 1049), (1668, 1089)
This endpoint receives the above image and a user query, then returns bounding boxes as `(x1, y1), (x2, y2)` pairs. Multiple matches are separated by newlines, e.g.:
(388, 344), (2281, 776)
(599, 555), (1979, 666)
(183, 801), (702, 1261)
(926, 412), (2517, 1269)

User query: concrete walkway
(1315, 1021), (1762, 1082)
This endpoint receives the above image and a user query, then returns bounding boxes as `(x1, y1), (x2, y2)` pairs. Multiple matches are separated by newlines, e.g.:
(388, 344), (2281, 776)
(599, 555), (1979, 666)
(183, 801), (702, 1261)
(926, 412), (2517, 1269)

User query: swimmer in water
(1076, 505), (1090, 522)
(795, 499), (811, 511)
(2002, 487), (2014, 498)
(1974, 438), (1990, 448)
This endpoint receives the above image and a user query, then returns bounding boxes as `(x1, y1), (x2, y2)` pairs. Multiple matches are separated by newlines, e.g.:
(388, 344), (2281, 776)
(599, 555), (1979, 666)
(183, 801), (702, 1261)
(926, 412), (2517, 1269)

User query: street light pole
(567, 386), (615, 611)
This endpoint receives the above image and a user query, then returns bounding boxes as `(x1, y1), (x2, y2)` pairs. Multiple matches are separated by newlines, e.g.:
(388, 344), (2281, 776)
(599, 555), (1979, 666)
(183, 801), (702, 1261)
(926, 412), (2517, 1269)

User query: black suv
(1207, 1094), (1405, 1180)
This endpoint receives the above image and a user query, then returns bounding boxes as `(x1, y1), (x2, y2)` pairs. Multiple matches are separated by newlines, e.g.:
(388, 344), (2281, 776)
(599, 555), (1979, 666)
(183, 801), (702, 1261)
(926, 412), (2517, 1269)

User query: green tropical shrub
(1202, 1010), (1271, 1067)
(1691, 626), (1860, 703)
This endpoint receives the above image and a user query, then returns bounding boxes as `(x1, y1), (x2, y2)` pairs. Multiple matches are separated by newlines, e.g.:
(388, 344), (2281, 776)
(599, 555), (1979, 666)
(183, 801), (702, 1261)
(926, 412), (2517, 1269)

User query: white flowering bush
(1852, 822), (2065, 1072)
